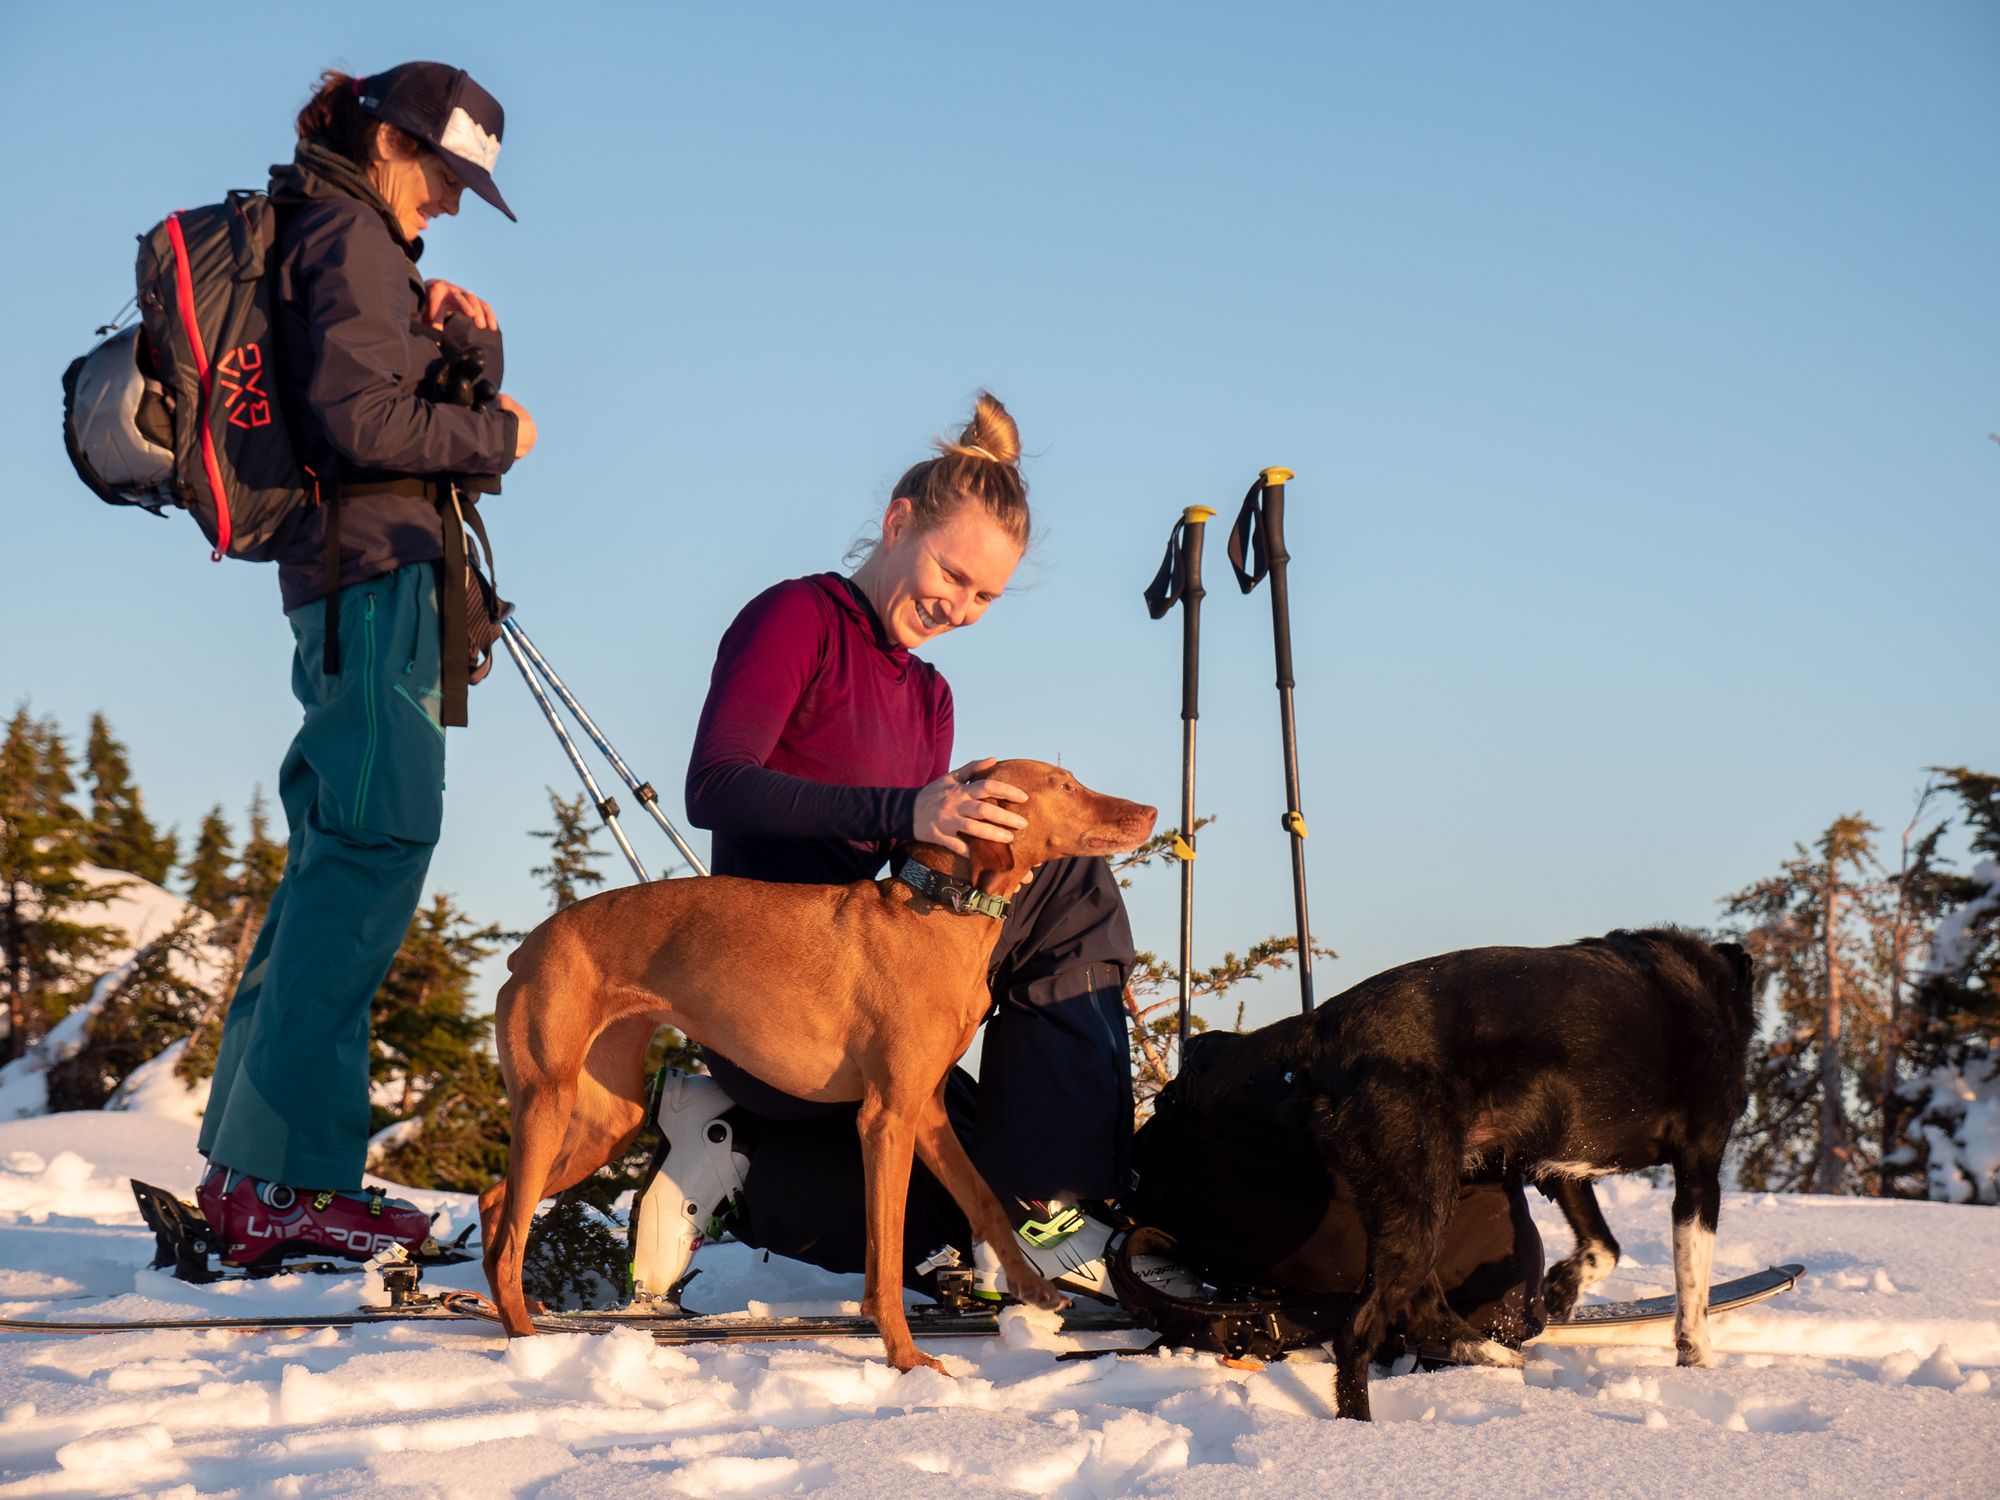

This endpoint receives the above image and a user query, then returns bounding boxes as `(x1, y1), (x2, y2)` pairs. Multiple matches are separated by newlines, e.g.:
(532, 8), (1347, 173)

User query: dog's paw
(1015, 1273), (1068, 1313)
(1675, 1337), (1716, 1368)
(1449, 1337), (1525, 1370)
(891, 1348), (952, 1377)
(1331, 1374), (1374, 1422)
(1541, 1263), (1584, 1323)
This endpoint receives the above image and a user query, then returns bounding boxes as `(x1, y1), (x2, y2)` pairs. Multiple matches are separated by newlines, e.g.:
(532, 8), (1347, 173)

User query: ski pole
(500, 623), (652, 883)
(1144, 503), (1217, 1056)
(1226, 466), (1315, 1014)
(501, 617), (710, 878)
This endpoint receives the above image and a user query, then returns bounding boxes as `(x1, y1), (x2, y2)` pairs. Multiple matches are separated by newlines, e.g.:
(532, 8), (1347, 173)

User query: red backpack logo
(217, 342), (273, 430)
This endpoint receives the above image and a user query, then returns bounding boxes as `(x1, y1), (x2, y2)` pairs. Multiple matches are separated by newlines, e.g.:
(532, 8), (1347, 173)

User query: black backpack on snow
(1121, 1028), (1545, 1362)
(63, 192), (316, 561)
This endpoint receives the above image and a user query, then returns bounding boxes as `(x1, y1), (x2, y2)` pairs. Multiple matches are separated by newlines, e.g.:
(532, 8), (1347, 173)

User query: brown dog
(481, 759), (1157, 1372)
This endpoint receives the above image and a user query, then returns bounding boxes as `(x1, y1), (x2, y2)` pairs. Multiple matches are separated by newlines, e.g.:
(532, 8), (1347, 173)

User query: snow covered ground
(1, 1109), (1994, 1498)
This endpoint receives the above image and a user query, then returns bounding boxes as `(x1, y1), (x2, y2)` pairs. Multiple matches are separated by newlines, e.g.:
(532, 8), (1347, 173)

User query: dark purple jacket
(687, 574), (953, 885)
(265, 147), (518, 610)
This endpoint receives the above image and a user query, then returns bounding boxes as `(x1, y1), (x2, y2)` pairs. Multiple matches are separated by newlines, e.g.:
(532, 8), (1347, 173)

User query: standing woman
(629, 394), (1143, 1301)
(195, 63), (536, 1265)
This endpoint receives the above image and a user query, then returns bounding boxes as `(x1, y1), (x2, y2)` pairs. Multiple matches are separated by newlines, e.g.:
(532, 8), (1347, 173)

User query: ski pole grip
(1179, 504), (1214, 601)
(1259, 467), (1293, 566)
(1179, 505), (1214, 722)
(1259, 468), (1297, 691)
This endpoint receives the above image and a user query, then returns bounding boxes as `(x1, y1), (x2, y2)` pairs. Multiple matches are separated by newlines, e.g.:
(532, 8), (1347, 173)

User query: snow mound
(108, 1038), (211, 1127)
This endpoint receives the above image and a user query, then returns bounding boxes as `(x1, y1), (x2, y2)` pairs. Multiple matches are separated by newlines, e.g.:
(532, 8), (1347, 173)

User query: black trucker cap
(355, 62), (515, 221)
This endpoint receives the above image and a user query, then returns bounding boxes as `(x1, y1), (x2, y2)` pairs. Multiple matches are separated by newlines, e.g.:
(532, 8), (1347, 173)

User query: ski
(0, 1305), (469, 1335)
(0, 1293), (1130, 1340)
(453, 1295), (1149, 1344)
(1, 1264), (1806, 1345)
(1529, 1262), (1805, 1343)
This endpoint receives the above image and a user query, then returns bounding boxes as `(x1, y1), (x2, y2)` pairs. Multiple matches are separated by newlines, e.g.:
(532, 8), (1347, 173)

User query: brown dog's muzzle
(1081, 800), (1157, 853)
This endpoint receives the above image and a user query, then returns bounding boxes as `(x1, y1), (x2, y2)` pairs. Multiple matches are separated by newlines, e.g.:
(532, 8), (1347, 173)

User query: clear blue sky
(3, 2), (1994, 1032)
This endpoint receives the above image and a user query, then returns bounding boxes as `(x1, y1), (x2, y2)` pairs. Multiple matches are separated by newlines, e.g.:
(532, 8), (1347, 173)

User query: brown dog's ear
(967, 831), (1023, 894)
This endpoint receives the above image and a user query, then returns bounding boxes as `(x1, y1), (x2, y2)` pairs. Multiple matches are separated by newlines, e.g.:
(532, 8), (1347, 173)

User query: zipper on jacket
(354, 594), (380, 819)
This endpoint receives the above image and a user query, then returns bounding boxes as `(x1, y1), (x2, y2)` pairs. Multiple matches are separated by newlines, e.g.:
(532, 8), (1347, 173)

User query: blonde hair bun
(888, 390), (1032, 547)
(940, 391), (1021, 467)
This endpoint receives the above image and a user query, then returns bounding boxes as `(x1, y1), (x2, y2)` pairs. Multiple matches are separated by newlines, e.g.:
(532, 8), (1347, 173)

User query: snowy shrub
(1897, 1046), (2000, 1205)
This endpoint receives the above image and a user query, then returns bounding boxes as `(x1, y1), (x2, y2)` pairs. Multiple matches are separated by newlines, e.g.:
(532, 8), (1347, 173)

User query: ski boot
(627, 1071), (750, 1307)
(195, 1164), (433, 1269)
(971, 1199), (1202, 1304)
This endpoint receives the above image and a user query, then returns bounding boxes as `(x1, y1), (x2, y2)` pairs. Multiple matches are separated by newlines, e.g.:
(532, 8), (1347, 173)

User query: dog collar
(894, 856), (1010, 921)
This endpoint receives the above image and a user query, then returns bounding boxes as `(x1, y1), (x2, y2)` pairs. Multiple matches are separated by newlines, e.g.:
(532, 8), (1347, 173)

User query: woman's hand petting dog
(913, 758), (1028, 855)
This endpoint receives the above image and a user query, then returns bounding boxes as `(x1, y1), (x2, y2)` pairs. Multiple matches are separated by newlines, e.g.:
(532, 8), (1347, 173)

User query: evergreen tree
(1868, 780), (1956, 1188)
(1723, 815), (1892, 1193)
(1891, 767), (2000, 1204)
(366, 1041), (512, 1195)
(82, 713), (176, 884)
(218, 788), (286, 965)
(181, 805), (235, 919)
(45, 913), (213, 1110)
(1910, 767), (2000, 1055)
(366, 894), (517, 1192)
(530, 788), (606, 911)
(181, 789), (288, 1083)
(0, 707), (117, 1059)
(1721, 774), (2000, 1201)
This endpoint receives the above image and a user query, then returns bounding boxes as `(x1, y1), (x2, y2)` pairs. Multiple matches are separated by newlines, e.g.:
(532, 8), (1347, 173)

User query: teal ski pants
(198, 563), (448, 1189)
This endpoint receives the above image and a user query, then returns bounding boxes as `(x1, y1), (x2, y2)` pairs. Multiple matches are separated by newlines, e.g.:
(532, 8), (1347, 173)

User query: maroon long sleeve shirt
(685, 573), (954, 885)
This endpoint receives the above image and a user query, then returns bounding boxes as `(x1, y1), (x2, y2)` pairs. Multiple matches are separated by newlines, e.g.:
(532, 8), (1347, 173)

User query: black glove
(422, 345), (500, 411)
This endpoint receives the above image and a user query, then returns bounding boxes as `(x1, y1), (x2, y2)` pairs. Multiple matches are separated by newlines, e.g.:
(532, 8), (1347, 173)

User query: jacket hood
(268, 142), (424, 261)
(811, 572), (914, 670)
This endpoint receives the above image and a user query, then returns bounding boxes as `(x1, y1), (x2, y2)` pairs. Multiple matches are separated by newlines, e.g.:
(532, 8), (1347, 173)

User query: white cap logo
(439, 106), (501, 172)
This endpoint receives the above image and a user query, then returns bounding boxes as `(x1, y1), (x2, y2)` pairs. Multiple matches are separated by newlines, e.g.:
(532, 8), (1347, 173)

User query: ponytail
(295, 69), (382, 166)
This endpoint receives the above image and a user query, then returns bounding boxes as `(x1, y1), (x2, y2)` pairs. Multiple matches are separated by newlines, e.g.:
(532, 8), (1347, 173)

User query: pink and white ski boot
(196, 1163), (433, 1267)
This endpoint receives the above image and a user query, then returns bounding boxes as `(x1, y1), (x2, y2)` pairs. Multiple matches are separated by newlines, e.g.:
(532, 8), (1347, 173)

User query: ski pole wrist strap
(1227, 473), (1280, 593)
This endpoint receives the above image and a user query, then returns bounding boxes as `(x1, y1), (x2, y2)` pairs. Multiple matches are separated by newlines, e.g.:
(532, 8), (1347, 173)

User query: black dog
(1297, 927), (1757, 1419)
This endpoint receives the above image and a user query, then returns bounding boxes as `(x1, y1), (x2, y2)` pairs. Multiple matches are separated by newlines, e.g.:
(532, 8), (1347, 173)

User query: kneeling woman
(630, 393), (1137, 1301)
